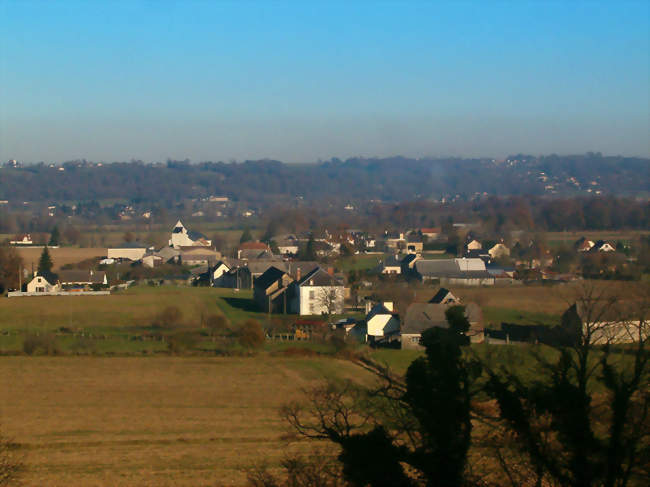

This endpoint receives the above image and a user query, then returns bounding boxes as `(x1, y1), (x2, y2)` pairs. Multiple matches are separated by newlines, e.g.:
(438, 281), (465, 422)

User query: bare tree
(483, 282), (650, 487)
(317, 288), (341, 319)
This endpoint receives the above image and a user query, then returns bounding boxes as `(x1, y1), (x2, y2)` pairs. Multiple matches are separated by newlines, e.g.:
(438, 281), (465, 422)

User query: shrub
(205, 314), (230, 337)
(22, 333), (59, 356)
(151, 305), (183, 329)
(167, 331), (200, 354)
(237, 319), (265, 350)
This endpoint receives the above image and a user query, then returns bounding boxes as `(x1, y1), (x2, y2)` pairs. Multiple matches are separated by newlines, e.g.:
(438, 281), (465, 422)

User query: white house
(366, 302), (400, 339)
(379, 254), (402, 275)
(488, 243), (510, 260)
(169, 220), (212, 249)
(26, 273), (59, 293)
(276, 235), (300, 256)
(290, 267), (345, 316)
(9, 234), (33, 245)
(210, 261), (231, 286)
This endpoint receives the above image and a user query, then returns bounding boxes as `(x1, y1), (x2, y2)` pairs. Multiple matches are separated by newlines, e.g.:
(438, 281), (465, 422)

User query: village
(3, 218), (643, 351)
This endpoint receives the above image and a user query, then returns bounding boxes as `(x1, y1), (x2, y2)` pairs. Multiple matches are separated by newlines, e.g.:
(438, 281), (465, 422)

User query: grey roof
(245, 259), (287, 275)
(285, 261), (320, 278)
(155, 247), (180, 261)
(239, 248), (276, 260)
(429, 288), (456, 304)
(414, 258), (491, 279)
(402, 302), (482, 335)
(401, 254), (418, 265)
(58, 270), (106, 284)
(35, 271), (59, 285)
(254, 266), (289, 291)
(298, 267), (341, 287)
(187, 229), (208, 241)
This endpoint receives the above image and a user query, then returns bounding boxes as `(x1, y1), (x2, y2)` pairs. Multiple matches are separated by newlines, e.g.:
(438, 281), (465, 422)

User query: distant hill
(1, 153), (648, 203)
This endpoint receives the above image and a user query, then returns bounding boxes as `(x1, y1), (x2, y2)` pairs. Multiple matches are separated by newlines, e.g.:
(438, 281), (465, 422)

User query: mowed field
(0, 355), (368, 486)
(14, 247), (107, 271)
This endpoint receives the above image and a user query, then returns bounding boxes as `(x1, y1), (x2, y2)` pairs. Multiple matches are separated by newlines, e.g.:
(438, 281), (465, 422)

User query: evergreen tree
(48, 226), (60, 246)
(283, 305), (479, 486)
(37, 246), (53, 275)
(300, 234), (317, 260)
(240, 227), (253, 244)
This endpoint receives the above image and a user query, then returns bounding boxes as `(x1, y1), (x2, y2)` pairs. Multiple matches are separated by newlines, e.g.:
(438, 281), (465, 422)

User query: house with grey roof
(290, 267), (345, 316)
(401, 302), (483, 349)
(429, 288), (460, 305)
(379, 254), (403, 275)
(412, 258), (494, 286)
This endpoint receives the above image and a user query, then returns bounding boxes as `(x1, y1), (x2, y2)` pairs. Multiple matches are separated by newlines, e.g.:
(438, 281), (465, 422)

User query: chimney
(296, 267), (301, 281)
(327, 267), (334, 276)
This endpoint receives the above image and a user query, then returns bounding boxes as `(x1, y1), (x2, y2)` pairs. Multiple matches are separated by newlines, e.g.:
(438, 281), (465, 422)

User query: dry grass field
(0, 355), (368, 486)
(14, 247), (107, 271)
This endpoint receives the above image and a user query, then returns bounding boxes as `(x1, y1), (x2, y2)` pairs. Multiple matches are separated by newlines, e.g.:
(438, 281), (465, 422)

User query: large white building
(290, 267), (344, 316)
(107, 242), (148, 261)
(169, 220), (212, 249)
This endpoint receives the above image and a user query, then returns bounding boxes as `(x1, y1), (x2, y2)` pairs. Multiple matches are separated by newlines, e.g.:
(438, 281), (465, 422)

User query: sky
(0, 0), (648, 163)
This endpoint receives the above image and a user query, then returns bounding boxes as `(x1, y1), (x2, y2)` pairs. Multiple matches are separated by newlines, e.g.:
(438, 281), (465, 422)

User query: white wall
(26, 275), (58, 293)
(297, 286), (344, 316)
(107, 248), (147, 261)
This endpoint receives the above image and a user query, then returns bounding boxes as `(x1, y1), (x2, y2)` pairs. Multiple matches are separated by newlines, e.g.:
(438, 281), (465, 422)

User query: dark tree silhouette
(484, 283), (650, 487)
(0, 246), (23, 293)
(240, 228), (253, 244)
(282, 305), (480, 487)
(37, 246), (53, 274)
(48, 226), (60, 246)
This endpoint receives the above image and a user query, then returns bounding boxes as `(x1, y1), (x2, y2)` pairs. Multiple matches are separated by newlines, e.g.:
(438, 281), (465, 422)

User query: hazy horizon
(1, 1), (648, 163)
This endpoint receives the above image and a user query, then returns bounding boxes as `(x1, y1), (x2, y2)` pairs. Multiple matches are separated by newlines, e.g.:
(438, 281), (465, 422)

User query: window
(309, 290), (315, 299)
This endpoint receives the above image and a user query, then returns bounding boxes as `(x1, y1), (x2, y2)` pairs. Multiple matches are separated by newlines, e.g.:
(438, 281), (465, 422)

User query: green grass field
(482, 306), (560, 327)
(334, 254), (382, 272)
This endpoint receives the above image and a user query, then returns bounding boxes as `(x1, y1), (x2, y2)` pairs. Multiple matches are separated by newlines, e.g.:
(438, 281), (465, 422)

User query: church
(169, 220), (212, 249)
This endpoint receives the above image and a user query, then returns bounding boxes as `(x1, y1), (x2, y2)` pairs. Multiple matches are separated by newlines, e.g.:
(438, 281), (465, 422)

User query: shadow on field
(223, 297), (259, 312)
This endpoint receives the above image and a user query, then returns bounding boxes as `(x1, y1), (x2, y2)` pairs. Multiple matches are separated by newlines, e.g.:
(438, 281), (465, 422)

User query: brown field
(0, 356), (367, 486)
(14, 247), (107, 271)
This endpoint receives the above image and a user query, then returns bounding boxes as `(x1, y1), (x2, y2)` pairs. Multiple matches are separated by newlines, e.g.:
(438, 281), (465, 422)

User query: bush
(167, 331), (200, 354)
(22, 333), (59, 355)
(205, 314), (230, 337)
(151, 305), (183, 329)
(237, 319), (265, 350)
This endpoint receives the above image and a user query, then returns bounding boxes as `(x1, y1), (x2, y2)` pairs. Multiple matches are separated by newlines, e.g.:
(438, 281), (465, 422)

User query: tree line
(1, 153), (647, 205)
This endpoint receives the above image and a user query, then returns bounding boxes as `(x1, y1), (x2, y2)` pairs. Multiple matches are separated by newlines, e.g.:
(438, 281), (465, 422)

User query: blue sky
(1, 0), (648, 162)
